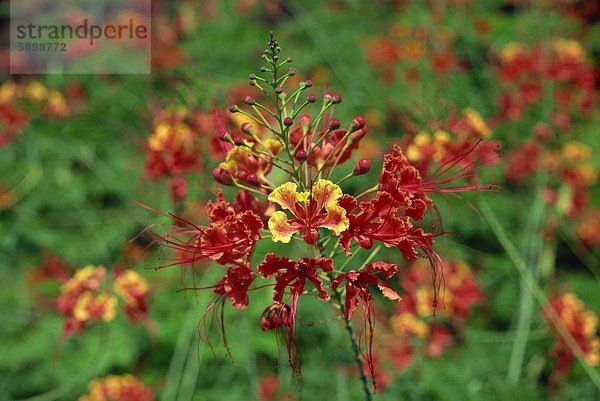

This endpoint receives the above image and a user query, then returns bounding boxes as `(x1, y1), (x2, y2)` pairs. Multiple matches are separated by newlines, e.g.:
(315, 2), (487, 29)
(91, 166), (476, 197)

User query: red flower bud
(241, 122), (253, 134)
(307, 94), (317, 103)
(242, 96), (256, 105)
(350, 116), (366, 132)
(212, 167), (233, 186)
(302, 80), (313, 88)
(353, 158), (371, 175)
(275, 87), (283, 94)
(218, 132), (230, 142)
(300, 114), (312, 130)
(228, 104), (239, 113)
(246, 173), (260, 187)
(233, 136), (244, 146)
(283, 117), (293, 127)
(295, 149), (308, 162)
(329, 119), (341, 130)
(332, 94), (342, 104)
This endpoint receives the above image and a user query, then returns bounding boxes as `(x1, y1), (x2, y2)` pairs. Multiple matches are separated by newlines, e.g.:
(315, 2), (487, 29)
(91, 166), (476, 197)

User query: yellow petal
(268, 182), (300, 211)
(311, 179), (342, 209)
(268, 211), (297, 243)
(320, 203), (349, 235)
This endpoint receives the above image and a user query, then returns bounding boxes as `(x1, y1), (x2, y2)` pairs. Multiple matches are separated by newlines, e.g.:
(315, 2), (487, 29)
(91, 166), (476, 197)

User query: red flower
(331, 261), (401, 383)
(151, 192), (263, 268)
(113, 267), (151, 325)
(424, 324), (453, 357)
(541, 293), (599, 385)
(338, 192), (435, 262)
(213, 264), (255, 309)
(258, 254), (333, 305)
(258, 254), (334, 368)
(145, 108), (201, 180)
(57, 265), (117, 337)
(80, 374), (155, 401)
(331, 262), (401, 320)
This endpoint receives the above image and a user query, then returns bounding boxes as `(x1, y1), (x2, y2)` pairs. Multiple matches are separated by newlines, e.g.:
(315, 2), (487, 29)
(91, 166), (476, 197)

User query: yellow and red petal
(310, 179), (343, 210)
(319, 203), (349, 235)
(268, 182), (302, 211)
(378, 281), (401, 301)
(268, 211), (299, 243)
(263, 138), (283, 155)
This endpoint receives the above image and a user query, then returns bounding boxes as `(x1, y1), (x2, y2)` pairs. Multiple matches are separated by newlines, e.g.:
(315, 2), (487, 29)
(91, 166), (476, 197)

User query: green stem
(333, 289), (373, 401)
(479, 199), (600, 391)
(318, 237), (373, 401)
(506, 177), (546, 384)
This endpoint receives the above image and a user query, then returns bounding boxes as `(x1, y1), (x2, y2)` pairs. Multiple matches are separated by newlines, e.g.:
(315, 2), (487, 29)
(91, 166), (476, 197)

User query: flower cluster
(404, 107), (500, 178)
(57, 265), (150, 337)
(387, 259), (482, 371)
(363, 22), (460, 84)
(0, 80), (83, 148)
(79, 374), (155, 401)
(577, 208), (600, 249)
(541, 293), (600, 384)
(145, 107), (203, 201)
(148, 35), (497, 389)
(495, 39), (596, 130)
(506, 139), (596, 217)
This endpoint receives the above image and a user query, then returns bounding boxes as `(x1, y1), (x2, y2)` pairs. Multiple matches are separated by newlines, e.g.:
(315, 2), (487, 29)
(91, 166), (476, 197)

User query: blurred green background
(1, 1), (599, 400)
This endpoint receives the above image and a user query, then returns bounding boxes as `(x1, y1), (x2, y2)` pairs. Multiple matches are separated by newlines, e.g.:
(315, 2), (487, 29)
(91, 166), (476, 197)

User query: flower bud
(275, 86), (283, 94)
(299, 114), (312, 131)
(241, 122), (253, 134)
(307, 94), (317, 103)
(286, 57), (292, 63)
(260, 66), (267, 72)
(295, 149), (308, 162)
(249, 79), (256, 86)
(242, 96), (256, 106)
(283, 117), (293, 127)
(302, 80), (313, 88)
(349, 116), (366, 132)
(228, 104), (239, 113)
(353, 158), (371, 175)
(260, 303), (291, 331)
(233, 136), (244, 146)
(332, 94), (342, 104)
(212, 167), (233, 186)
(248, 73), (256, 80)
(329, 119), (341, 130)
(218, 132), (230, 142)
(246, 173), (260, 187)
(288, 67), (296, 76)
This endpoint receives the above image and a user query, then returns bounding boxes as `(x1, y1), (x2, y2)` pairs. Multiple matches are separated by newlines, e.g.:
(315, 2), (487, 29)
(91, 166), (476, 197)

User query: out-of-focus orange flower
(80, 374), (155, 401)
(57, 266), (117, 336)
(542, 293), (600, 384)
(577, 209), (600, 248)
(113, 267), (150, 325)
